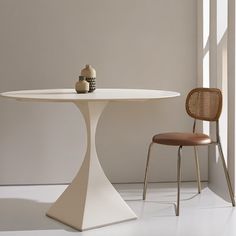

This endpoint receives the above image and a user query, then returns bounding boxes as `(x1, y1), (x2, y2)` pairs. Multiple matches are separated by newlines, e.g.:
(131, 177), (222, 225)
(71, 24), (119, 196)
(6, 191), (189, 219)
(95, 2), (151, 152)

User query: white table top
(1, 88), (180, 102)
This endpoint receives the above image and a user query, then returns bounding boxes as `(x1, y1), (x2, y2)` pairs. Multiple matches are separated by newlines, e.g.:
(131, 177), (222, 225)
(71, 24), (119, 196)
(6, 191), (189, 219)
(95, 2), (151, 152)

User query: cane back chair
(143, 87), (235, 216)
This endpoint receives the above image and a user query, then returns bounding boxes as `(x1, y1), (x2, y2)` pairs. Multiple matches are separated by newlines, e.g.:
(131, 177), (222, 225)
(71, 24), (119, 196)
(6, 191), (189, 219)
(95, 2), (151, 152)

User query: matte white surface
(0, 182), (235, 236)
(1, 89), (178, 230)
(1, 89), (180, 102)
(47, 101), (137, 230)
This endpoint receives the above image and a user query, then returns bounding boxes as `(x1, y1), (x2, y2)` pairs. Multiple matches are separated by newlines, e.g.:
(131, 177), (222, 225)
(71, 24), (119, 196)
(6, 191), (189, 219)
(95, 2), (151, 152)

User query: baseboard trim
(0, 180), (208, 187)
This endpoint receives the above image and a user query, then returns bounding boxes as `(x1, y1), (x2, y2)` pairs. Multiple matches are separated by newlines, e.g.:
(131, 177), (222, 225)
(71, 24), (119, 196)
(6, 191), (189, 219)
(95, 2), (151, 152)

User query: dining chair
(143, 87), (235, 216)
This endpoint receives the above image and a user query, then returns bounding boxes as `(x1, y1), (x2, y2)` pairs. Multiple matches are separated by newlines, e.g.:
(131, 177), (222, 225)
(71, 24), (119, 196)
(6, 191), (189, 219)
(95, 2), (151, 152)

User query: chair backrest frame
(185, 88), (222, 122)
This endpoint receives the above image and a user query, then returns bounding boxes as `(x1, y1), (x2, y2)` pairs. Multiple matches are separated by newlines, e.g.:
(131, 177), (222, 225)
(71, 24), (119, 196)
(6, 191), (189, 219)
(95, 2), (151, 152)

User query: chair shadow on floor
(0, 198), (75, 232)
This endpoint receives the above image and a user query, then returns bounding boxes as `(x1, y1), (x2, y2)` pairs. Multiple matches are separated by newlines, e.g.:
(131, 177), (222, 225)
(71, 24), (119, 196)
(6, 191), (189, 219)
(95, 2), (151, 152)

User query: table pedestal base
(46, 101), (137, 231)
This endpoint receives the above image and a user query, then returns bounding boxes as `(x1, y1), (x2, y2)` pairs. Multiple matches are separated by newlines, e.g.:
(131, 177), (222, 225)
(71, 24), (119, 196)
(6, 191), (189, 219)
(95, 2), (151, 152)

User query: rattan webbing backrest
(185, 88), (222, 121)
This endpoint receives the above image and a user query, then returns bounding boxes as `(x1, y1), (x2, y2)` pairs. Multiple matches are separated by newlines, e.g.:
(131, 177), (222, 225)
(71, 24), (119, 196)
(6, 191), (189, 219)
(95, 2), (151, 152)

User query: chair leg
(217, 141), (235, 206)
(176, 146), (182, 216)
(194, 146), (201, 194)
(143, 142), (154, 200)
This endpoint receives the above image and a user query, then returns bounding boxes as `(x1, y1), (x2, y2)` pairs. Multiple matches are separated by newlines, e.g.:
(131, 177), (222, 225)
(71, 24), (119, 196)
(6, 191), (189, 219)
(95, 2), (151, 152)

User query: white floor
(0, 182), (235, 236)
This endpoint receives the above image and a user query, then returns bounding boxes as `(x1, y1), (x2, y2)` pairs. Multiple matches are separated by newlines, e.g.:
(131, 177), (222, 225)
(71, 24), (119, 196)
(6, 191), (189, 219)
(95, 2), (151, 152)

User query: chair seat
(152, 132), (211, 146)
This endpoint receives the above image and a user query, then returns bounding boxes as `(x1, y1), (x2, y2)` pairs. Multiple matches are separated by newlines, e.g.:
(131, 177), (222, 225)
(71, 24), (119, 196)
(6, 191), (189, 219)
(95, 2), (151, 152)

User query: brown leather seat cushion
(152, 132), (211, 146)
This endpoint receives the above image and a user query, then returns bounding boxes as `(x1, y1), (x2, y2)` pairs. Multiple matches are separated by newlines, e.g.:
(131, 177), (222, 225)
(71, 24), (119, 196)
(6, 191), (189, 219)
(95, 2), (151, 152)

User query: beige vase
(75, 76), (89, 93)
(81, 64), (96, 92)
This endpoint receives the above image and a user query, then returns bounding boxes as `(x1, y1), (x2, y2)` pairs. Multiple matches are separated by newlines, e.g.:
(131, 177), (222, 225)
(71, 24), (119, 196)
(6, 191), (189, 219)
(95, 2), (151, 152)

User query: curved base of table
(46, 101), (137, 231)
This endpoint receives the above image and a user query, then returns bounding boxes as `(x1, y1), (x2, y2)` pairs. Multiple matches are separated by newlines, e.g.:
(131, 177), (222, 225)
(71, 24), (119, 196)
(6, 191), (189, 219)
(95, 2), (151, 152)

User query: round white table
(1, 88), (180, 231)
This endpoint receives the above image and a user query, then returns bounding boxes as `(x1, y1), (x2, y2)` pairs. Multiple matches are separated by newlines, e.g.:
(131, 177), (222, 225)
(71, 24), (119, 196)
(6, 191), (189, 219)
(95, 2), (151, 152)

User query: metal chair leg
(143, 142), (154, 200)
(176, 146), (182, 216)
(217, 141), (235, 206)
(194, 146), (201, 194)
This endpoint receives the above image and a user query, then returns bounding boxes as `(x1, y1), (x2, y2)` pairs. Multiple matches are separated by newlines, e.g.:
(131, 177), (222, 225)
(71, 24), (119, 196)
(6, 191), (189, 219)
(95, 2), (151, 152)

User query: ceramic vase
(81, 64), (96, 92)
(75, 76), (89, 93)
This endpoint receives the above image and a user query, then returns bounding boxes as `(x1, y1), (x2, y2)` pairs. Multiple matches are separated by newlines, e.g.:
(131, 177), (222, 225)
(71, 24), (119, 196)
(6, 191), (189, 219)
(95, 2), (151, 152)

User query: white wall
(228, 0), (236, 194)
(198, 0), (234, 202)
(0, 0), (202, 184)
(209, 0), (230, 200)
